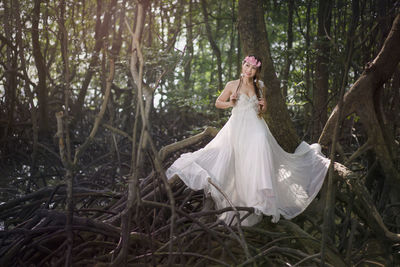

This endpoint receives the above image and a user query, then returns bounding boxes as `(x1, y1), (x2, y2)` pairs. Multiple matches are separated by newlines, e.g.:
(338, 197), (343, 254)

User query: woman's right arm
(215, 82), (236, 109)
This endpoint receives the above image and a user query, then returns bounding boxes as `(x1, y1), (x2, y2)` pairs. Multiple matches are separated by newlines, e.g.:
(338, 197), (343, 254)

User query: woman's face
(242, 62), (258, 78)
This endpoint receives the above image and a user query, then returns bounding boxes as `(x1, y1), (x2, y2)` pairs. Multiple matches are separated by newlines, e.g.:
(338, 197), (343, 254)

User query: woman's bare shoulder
(225, 79), (240, 90)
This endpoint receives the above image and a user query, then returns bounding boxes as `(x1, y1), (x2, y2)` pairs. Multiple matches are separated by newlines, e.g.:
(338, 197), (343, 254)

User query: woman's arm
(215, 81), (236, 109)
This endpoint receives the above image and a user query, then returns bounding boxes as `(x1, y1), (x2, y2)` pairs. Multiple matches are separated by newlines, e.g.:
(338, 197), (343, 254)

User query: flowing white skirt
(166, 94), (330, 226)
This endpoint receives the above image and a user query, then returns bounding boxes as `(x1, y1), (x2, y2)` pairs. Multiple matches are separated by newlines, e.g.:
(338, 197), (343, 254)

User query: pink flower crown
(244, 56), (261, 67)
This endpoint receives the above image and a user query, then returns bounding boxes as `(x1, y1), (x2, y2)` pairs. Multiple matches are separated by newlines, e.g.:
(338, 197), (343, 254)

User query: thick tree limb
(334, 163), (400, 243)
(159, 126), (218, 161)
(319, 14), (400, 194)
(319, 14), (400, 148)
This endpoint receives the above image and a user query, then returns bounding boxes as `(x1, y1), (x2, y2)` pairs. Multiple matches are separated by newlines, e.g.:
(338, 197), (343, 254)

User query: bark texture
(31, 0), (49, 135)
(238, 0), (299, 152)
(312, 0), (332, 141)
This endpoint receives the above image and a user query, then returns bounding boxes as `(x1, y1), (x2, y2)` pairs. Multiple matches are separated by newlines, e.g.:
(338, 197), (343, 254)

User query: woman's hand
(258, 98), (266, 113)
(229, 92), (238, 106)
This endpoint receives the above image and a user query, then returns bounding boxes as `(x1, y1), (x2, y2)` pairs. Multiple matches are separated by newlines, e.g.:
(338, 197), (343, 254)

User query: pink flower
(244, 56), (261, 67)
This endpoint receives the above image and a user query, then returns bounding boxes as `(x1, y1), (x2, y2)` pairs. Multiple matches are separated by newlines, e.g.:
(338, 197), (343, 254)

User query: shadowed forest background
(0, 0), (400, 266)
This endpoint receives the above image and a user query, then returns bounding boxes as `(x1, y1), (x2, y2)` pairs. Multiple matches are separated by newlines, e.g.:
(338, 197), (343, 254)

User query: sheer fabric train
(166, 89), (330, 226)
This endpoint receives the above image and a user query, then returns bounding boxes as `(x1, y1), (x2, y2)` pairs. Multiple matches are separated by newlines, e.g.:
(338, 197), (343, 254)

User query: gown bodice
(232, 93), (259, 114)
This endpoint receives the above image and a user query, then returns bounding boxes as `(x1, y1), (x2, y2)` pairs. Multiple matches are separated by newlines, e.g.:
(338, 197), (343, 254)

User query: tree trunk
(227, 0), (236, 81)
(32, 0), (49, 136)
(305, 0), (312, 97)
(312, 0), (332, 142)
(59, 1), (74, 264)
(184, 0), (193, 94)
(72, 0), (117, 119)
(238, 0), (299, 152)
(282, 0), (294, 99)
(200, 0), (223, 92)
(304, 0), (313, 131)
(2, 0), (17, 144)
(113, 2), (149, 264)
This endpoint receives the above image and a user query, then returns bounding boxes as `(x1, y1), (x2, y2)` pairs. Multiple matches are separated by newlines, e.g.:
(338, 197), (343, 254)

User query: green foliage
(0, 0), (396, 153)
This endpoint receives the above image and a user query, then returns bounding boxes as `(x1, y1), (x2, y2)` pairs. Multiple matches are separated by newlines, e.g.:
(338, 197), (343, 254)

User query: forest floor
(0, 114), (399, 266)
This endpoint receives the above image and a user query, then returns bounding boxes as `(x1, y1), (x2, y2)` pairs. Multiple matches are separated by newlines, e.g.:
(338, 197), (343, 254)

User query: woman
(166, 55), (330, 226)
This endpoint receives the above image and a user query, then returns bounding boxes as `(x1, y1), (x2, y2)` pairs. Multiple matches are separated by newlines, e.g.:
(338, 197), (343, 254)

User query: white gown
(166, 91), (330, 226)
